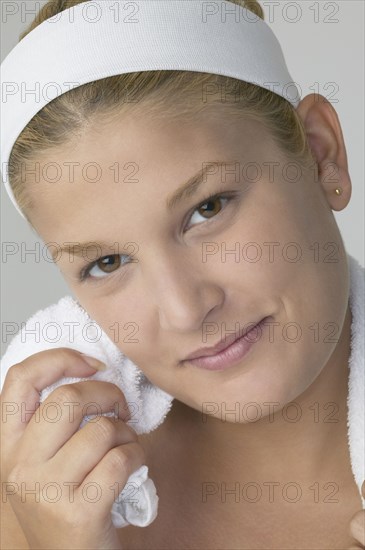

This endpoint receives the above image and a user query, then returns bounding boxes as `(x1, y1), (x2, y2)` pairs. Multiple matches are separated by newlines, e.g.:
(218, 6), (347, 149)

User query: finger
(349, 510), (365, 547)
(50, 416), (138, 482)
(362, 480), (365, 499)
(1, 348), (107, 449)
(77, 442), (146, 515)
(18, 380), (132, 461)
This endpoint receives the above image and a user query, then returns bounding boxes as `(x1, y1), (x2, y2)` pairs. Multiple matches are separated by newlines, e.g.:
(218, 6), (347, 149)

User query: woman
(1, 0), (364, 548)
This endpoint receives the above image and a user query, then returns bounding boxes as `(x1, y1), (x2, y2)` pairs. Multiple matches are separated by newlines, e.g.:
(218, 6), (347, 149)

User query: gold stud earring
(334, 187), (342, 196)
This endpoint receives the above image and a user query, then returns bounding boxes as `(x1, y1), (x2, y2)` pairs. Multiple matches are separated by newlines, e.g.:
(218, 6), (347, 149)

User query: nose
(147, 250), (224, 332)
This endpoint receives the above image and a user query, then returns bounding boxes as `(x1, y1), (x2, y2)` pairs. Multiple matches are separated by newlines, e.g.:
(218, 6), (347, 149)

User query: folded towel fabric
(0, 296), (175, 528)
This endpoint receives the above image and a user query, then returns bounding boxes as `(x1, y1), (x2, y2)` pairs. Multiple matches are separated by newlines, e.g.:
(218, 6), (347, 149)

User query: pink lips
(184, 317), (268, 371)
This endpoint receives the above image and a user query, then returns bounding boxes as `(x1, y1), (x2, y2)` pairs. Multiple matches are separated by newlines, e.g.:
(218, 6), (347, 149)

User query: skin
(2, 92), (364, 548)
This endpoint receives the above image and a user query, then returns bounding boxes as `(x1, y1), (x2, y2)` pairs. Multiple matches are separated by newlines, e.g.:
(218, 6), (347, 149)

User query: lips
(183, 317), (266, 361)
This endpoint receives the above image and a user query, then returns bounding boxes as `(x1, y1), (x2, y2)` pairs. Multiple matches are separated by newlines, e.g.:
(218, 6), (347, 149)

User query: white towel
(346, 252), (365, 508)
(0, 296), (175, 528)
(1, 251), (364, 524)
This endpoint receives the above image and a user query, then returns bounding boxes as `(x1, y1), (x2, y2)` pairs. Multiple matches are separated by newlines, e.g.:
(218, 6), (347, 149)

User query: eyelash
(78, 190), (239, 284)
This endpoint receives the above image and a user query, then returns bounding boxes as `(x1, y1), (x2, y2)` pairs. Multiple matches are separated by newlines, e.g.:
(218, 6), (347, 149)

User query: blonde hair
(9, 0), (313, 225)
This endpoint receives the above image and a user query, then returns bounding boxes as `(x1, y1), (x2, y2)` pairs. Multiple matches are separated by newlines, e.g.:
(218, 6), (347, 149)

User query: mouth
(181, 316), (270, 371)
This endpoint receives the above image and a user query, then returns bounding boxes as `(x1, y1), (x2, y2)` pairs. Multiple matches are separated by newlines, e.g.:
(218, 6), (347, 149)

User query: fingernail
(80, 353), (107, 370)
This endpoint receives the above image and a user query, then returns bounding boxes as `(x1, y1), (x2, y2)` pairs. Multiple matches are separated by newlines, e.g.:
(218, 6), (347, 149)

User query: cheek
(253, 253), (350, 403)
(152, 261), (350, 415)
(71, 291), (145, 356)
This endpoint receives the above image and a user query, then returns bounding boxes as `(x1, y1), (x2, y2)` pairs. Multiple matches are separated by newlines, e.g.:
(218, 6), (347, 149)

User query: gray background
(1, 1), (364, 357)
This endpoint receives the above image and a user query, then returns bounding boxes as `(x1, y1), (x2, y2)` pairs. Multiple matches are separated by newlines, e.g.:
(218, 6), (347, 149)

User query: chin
(196, 374), (306, 423)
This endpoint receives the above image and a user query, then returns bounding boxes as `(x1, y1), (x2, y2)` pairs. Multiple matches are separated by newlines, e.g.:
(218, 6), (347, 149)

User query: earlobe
(296, 93), (352, 211)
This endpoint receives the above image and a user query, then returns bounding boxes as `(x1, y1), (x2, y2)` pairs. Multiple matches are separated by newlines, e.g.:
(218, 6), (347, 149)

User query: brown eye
(79, 251), (137, 283)
(95, 255), (121, 274)
(197, 197), (223, 219)
(187, 195), (231, 230)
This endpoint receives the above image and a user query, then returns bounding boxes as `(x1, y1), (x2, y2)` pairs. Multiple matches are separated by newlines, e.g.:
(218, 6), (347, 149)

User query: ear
(296, 93), (352, 211)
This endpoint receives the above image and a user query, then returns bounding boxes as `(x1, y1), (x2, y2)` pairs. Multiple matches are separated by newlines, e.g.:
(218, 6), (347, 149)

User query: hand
(348, 481), (365, 549)
(1, 348), (146, 550)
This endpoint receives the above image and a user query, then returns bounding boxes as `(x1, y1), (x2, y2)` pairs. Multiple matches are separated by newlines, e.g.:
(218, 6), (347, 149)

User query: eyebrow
(53, 160), (229, 260)
(165, 160), (229, 210)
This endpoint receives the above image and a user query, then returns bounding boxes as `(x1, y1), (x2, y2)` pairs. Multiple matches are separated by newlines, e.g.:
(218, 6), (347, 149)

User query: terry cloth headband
(0, 0), (301, 220)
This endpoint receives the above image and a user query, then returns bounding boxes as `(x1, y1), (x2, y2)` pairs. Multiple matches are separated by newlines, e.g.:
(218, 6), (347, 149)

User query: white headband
(0, 0), (301, 220)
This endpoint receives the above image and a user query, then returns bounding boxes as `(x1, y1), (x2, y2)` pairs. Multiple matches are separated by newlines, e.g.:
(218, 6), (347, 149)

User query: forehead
(28, 108), (274, 233)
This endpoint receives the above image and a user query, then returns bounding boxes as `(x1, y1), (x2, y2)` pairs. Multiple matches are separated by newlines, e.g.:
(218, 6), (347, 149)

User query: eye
(185, 193), (234, 231)
(78, 191), (238, 284)
(78, 254), (133, 284)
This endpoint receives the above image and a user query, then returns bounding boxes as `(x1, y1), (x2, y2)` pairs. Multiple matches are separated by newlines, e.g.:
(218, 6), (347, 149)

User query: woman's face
(29, 100), (351, 421)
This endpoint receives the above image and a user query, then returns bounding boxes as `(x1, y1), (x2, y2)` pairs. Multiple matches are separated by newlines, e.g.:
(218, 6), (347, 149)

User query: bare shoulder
(1, 499), (29, 549)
